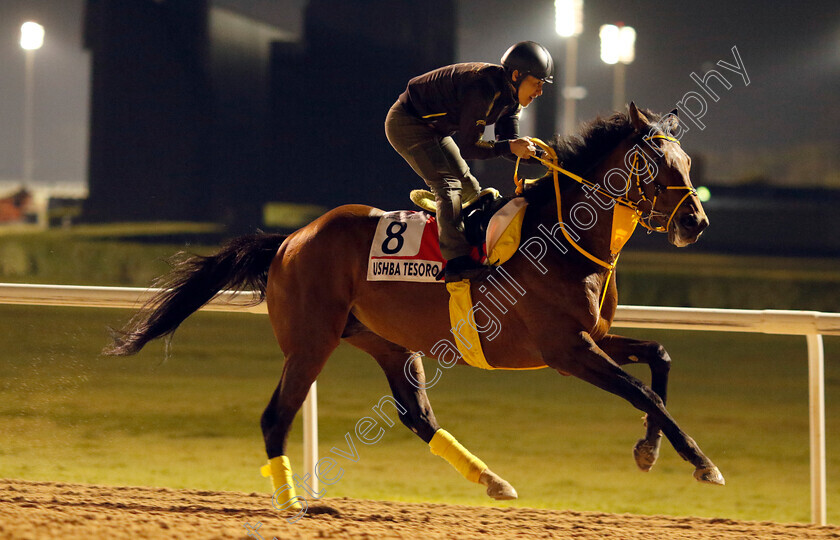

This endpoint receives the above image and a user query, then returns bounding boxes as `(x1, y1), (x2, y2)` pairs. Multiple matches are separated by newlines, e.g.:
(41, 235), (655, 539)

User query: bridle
(514, 134), (697, 235)
(626, 135), (698, 233)
(512, 132), (699, 311)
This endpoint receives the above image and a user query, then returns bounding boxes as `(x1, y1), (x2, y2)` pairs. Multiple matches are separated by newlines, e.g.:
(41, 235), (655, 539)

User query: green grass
(617, 251), (840, 311)
(0, 223), (219, 286)
(1, 304), (838, 524)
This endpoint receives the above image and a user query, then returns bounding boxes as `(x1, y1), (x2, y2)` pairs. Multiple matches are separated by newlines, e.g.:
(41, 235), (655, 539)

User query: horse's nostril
(678, 213), (709, 235)
(679, 214), (699, 229)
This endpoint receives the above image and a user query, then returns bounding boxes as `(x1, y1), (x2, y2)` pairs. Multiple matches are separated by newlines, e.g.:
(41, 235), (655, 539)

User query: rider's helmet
(501, 41), (555, 85)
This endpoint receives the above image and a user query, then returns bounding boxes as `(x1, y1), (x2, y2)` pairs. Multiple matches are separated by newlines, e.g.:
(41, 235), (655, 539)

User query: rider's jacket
(398, 62), (521, 161)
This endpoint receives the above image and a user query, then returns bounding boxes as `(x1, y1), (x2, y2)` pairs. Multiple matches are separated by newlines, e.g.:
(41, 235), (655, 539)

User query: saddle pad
(367, 211), (444, 282)
(366, 201), (528, 283)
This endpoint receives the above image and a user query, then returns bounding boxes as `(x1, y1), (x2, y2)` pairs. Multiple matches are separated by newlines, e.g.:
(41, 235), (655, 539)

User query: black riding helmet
(501, 41), (555, 86)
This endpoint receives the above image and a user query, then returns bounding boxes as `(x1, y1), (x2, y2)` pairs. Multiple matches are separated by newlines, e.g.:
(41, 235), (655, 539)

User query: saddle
(409, 188), (509, 252)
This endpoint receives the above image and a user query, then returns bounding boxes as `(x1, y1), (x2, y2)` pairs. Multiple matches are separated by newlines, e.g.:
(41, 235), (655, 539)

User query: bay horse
(104, 103), (723, 513)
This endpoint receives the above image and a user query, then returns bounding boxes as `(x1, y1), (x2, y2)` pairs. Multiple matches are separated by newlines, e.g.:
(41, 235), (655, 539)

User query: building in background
(269, 0), (455, 213)
(83, 1), (210, 223)
(82, 0), (455, 231)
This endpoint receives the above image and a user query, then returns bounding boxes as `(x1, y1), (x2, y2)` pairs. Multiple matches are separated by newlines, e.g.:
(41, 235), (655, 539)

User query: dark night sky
(458, 0), (840, 184)
(0, 0), (838, 189)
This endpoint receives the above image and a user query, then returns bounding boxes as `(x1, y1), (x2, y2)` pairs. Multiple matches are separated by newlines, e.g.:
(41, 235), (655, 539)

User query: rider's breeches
(385, 101), (481, 260)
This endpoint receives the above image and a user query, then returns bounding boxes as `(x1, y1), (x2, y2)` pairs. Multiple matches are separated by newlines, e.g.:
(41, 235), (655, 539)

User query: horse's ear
(628, 101), (649, 131)
(661, 108), (680, 132)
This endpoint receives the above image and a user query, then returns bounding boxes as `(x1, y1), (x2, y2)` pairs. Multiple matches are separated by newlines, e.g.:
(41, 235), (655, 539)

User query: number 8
(381, 221), (407, 254)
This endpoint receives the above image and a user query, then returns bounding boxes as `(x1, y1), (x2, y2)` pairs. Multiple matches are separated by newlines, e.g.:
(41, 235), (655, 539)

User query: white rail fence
(1, 283), (838, 525)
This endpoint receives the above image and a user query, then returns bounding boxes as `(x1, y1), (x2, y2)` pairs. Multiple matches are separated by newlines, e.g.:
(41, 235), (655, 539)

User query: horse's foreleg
(344, 331), (517, 500)
(597, 334), (672, 472)
(546, 329), (723, 485)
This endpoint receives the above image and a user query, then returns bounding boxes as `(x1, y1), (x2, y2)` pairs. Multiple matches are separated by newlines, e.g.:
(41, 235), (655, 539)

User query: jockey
(385, 41), (554, 282)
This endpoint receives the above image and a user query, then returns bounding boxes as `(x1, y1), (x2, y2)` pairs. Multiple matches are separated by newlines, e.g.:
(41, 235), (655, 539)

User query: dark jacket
(398, 62), (521, 160)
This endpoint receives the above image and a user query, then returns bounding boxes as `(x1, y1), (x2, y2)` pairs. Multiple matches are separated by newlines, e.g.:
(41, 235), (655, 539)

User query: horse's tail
(103, 233), (287, 357)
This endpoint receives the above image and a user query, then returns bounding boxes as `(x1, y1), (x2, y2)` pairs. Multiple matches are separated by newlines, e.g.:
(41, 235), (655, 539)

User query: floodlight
(20, 22), (44, 50)
(555, 0), (583, 37)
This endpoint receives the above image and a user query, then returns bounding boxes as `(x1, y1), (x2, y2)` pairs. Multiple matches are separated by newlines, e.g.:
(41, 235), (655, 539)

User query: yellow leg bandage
(429, 429), (487, 483)
(260, 455), (303, 511)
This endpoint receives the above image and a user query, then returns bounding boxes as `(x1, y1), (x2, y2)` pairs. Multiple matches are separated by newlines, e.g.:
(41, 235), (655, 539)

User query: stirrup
(444, 265), (491, 283)
(410, 188), (500, 214)
(410, 189), (437, 212)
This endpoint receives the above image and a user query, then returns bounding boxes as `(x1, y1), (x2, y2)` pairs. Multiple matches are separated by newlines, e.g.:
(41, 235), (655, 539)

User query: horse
(104, 103), (722, 514)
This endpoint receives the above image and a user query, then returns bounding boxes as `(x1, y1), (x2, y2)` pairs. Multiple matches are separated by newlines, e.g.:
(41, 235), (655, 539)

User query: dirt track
(2, 479), (840, 539)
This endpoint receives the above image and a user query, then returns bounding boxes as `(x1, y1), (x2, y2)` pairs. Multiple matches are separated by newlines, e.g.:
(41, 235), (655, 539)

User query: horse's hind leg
(343, 329), (517, 500)
(259, 343), (335, 514)
(261, 347), (334, 457)
(597, 334), (671, 472)
(260, 299), (347, 513)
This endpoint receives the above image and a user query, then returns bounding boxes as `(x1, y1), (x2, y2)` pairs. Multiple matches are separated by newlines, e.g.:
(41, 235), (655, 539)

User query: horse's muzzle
(670, 211), (709, 247)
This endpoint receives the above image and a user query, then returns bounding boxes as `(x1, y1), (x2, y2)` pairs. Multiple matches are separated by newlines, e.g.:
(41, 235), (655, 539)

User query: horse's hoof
(479, 469), (518, 500)
(694, 465), (725, 486)
(633, 438), (661, 472)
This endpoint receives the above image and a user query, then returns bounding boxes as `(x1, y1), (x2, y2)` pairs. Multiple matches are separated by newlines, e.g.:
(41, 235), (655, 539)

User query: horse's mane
(522, 108), (661, 202)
